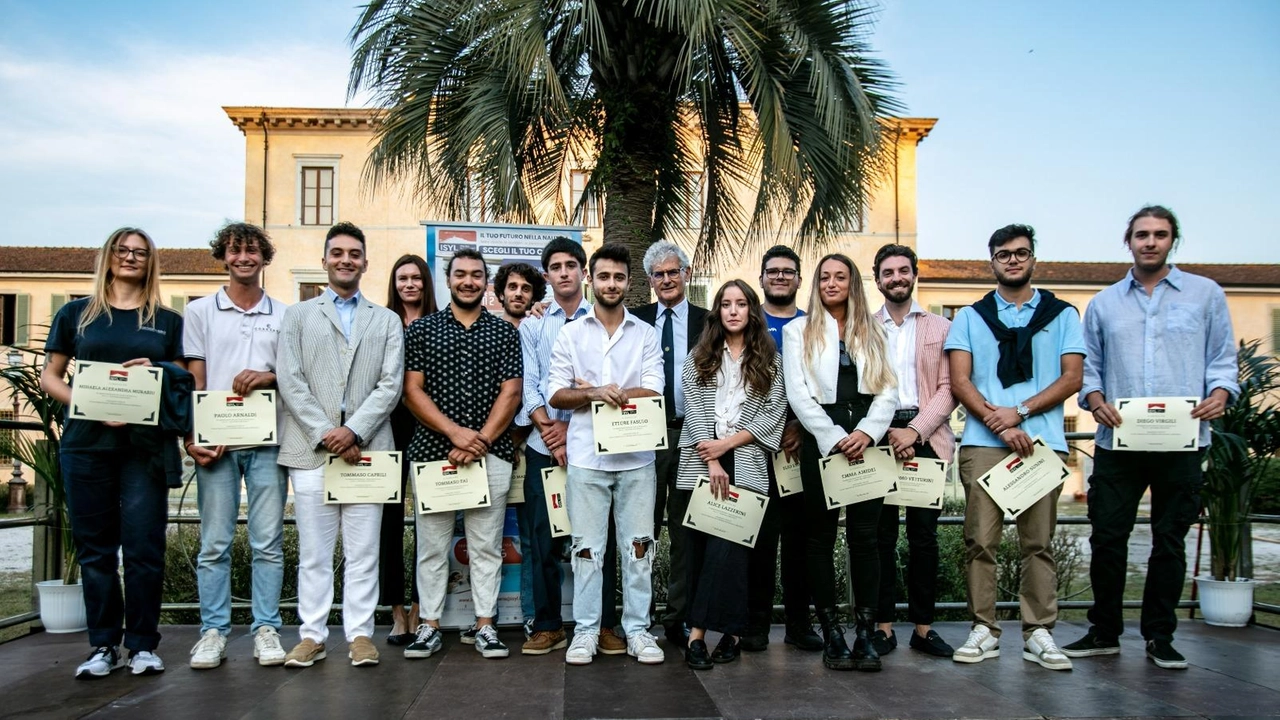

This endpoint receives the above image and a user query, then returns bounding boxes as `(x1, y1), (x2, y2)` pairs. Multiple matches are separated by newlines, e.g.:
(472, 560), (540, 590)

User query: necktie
(661, 307), (675, 422)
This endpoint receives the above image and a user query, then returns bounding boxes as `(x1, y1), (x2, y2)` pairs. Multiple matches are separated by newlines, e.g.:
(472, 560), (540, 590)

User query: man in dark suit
(631, 239), (708, 648)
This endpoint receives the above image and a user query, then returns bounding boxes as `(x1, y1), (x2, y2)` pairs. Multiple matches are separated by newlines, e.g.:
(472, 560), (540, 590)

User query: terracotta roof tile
(919, 259), (1280, 287)
(0, 247), (223, 275)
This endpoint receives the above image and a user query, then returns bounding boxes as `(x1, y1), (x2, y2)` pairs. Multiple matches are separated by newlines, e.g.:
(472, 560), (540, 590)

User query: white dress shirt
(714, 345), (747, 439)
(879, 300), (923, 411)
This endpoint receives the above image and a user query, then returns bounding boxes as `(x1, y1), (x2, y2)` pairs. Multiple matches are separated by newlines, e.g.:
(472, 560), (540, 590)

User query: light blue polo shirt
(944, 289), (1086, 453)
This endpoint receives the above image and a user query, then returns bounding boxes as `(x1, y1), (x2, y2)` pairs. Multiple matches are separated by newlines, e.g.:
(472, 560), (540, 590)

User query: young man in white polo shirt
(183, 222), (289, 669)
(548, 243), (665, 665)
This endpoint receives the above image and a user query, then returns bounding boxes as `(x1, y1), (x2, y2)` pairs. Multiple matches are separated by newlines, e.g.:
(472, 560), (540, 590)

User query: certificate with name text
(683, 477), (770, 548)
(414, 459), (492, 514)
(883, 457), (947, 509)
(819, 446), (898, 509)
(1113, 396), (1200, 451)
(192, 390), (278, 446)
(541, 465), (572, 538)
(69, 361), (162, 426)
(772, 451), (803, 496)
(591, 397), (668, 454)
(975, 437), (1069, 518)
(323, 452), (401, 504)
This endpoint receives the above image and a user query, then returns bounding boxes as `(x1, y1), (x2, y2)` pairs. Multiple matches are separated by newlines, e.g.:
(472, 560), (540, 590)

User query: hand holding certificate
(883, 457), (948, 509)
(975, 437), (1069, 517)
(591, 397), (668, 454)
(414, 459), (492, 513)
(192, 390), (278, 446)
(541, 466), (572, 538)
(1113, 396), (1200, 451)
(772, 451), (803, 496)
(323, 451), (401, 504)
(820, 446), (898, 508)
(683, 477), (769, 548)
(69, 361), (162, 425)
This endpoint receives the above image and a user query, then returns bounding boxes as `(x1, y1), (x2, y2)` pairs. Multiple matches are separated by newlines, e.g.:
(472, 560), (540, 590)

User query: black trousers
(656, 424), (692, 627)
(685, 449), (750, 636)
(378, 462), (418, 606)
(748, 463), (812, 625)
(875, 442), (941, 625)
(799, 434), (882, 610)
(1086, 447), (1204, 642)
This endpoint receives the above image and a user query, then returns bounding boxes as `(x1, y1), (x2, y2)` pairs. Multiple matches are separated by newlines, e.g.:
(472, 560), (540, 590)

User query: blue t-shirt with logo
(765, 309), (805, 353)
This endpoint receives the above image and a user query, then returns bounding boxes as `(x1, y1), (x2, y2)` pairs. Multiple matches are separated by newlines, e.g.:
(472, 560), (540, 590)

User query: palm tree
(349, 0), (900, 301)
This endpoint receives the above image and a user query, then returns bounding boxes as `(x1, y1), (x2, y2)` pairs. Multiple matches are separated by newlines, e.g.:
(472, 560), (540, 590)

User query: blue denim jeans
(62, 447), (169, 652)
(566, 463), (656, 638)
(196, 446), (288, 634)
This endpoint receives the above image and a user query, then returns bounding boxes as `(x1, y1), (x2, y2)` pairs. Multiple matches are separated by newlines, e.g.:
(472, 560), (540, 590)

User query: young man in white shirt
(548, 243), (665, 665)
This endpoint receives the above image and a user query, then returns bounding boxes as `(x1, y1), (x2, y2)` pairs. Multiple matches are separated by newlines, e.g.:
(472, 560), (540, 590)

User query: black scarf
(970, 289), (1073, 389)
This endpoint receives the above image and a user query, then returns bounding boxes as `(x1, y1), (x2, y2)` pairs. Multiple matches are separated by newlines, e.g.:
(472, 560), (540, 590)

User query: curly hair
(494, 262), (547, 305)
(210, 222), (275, 263)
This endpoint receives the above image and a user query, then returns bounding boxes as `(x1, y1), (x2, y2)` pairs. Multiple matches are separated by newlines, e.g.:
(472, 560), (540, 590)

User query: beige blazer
(276, 292), (404, 470)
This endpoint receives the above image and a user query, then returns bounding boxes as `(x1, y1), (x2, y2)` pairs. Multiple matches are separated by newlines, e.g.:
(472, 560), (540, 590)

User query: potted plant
(0, 343), (86, 633)
(1198, 338), (1280, 626)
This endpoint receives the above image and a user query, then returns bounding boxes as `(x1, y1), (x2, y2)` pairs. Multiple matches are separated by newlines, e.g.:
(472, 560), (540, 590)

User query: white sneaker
(565, 632), (598, 665)
(129, 650), (166, 675)
(626, 631), (665, 665)
(254, 626), (287, 666)
(953, 625), (1000, 664)
(1023, 628), (1072, 670)
(189, 630), (226, 670)
(75, 646), (124, 679)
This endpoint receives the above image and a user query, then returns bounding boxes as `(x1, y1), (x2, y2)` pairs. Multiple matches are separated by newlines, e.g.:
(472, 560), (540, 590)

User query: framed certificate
(883, 457), (947, 509)
(975, 437), (1070, 518)
(192, 390), (278, 446)
(1113, 396), (1200, 451)
(323, 452), (401, 504)
(772, 451), (803, 496)
(69, 361), (162, 425)
(541, 465), (572, 538)
(413, 459), (492, 513)
(819, 446), (897, 509)
(682, 477), (770, 548)
(591, 397), (668, 454)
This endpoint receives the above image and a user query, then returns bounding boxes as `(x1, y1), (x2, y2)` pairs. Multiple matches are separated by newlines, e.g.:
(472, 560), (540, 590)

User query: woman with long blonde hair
(40, 227), (186, 679)
(783, 253), (897, 672)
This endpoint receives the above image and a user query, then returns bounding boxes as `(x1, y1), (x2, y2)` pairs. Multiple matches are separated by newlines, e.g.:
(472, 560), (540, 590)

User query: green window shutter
(14, 294), (30, 345)
(50, 294), (67, 320)
(170, 295), (186, 314)
(1272, 308), (1280, 353)
(928, 304), (944, 316)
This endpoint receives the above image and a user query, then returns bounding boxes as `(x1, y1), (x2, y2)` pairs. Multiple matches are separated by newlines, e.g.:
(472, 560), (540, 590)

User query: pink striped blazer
(874, 306), (957, 460)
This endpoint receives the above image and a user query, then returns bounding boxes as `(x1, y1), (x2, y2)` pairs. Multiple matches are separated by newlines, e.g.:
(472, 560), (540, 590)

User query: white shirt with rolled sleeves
(547, 306), (664, 471)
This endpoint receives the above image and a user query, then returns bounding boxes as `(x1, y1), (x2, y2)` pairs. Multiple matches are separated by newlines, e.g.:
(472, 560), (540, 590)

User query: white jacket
(782, 311), (897, 456)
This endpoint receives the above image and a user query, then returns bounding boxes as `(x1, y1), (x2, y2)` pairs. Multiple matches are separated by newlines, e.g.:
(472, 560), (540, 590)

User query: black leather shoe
(739, 612), (770, 651)
(664, 623), (690, 650)
(784, 623), (823, 652)
(685, 639), (713, 670)
(711, 635), (740, 664)
(816, 608), (853, 670)
(386, 632), (413, 646)
(909, 629), (954, 657)
(851, 608), (882, 672)
(870, 629), (897, 656)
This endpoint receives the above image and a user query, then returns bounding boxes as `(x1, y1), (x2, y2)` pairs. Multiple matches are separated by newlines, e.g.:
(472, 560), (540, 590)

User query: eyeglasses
(992, 248), (1032, 264)
(113, 246), (151, 260)
(650, 269), (684, 281)
(763, 268), (798, 279)
(838, 340), (852, 367)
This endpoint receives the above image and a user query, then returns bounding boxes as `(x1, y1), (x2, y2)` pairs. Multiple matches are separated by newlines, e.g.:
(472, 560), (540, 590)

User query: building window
(1064, 415), (1080, 467)
(301, 167), (334, 226)
(465, 171), (497, 223)
(0, 294), (15, 345)
(299, 283), (326, 301)
(0, 409), (12, 463)
(940, 305), (967, 321)
(674, 172), (703, 229)
(569, 170), (601, 228)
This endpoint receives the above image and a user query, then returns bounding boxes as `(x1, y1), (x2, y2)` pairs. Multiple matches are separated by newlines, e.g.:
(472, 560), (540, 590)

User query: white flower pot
(1196, 575), (1254, 627)
(36, 579), (88, 634)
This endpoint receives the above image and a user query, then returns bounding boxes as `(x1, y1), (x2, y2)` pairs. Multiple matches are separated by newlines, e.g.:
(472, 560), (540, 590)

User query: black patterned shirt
(404, 306), (523, 463)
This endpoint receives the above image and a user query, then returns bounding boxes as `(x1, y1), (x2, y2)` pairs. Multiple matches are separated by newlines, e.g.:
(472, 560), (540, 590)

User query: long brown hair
(78, 227), (163, 335)
(691, 280), (777, 396)
(801, 253), (894, 394)
(385, 254), (437, 323)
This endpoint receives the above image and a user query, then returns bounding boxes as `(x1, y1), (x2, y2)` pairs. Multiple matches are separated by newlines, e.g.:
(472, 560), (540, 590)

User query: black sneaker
(1061, 628), (1120, 658)
(404, 625), (443, 659)
(870, 629), (897, 656)
(908, 629), (954, 657)
(1145, 639), (1187, 669)
(474, 625), (510, 659)
(784, 623), (823, 652)
(460, 622), (479, 645)
(75, 646), (124, 679)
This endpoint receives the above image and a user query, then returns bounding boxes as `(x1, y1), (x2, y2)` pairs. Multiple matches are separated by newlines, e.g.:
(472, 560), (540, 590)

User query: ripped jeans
(565, 463), (656, 639)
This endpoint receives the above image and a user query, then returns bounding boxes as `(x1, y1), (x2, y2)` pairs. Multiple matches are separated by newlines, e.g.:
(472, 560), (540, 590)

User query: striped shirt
(516, 297), (591, 456)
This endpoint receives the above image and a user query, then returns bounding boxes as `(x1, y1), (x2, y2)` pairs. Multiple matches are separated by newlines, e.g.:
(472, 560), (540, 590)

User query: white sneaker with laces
(129, 650), (166, 675)
(75, 646), (124, 679)
(254, 626), (287, 666)
(626, 631), (665, 665)
(952, 625), (1000, 664)
(565, 632), (598, 665)
(189, 629), (226, 669)
(1023, 628), (1072, 670)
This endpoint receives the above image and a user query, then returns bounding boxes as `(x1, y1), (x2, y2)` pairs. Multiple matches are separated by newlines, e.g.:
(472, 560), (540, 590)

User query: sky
(1, 0), (1277, 264)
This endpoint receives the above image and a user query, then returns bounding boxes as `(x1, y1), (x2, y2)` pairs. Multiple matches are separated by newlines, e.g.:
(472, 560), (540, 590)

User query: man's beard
(763, 288), (797, 306)
(451, 291), (483, 310)
(996, 269), (1033, 289)
(593, 291), (623, 309)
(878, 282), (914, 304)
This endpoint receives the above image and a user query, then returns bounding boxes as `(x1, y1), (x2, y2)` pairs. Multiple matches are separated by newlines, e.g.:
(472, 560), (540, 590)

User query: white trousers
(416, 455), (511, 621)
(291, 466), (382, 644)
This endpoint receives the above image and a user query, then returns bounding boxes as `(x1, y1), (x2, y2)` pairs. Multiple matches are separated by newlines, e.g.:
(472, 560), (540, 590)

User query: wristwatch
(1015, 402), (1031, 420)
